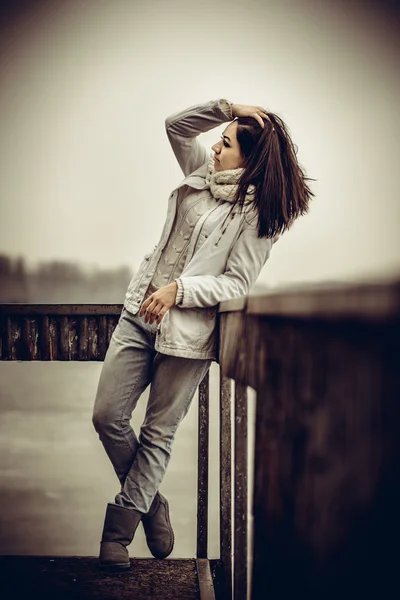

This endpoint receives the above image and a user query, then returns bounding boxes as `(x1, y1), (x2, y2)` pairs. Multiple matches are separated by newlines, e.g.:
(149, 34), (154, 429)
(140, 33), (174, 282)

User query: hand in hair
(231, 104), (269, 128)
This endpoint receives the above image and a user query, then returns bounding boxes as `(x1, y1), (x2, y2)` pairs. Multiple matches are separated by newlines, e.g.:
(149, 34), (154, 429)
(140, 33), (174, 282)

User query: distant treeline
(0, 254), (133, 303)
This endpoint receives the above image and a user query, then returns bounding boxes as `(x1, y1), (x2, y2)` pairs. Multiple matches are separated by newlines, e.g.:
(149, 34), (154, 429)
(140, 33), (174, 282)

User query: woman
(92, 99), (313, 569)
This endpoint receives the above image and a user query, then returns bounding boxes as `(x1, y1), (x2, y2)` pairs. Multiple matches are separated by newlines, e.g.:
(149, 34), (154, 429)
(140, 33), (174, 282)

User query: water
(0, 361), (225, 558)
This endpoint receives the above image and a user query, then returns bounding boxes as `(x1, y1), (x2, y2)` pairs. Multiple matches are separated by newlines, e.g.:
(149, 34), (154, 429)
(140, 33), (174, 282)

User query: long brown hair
(233, 114), (314, 238)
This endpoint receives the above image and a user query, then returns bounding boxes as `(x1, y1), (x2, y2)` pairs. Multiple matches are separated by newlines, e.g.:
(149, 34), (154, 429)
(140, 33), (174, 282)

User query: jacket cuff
(175, 278), (184, 305)
(218, 99), (234, 121)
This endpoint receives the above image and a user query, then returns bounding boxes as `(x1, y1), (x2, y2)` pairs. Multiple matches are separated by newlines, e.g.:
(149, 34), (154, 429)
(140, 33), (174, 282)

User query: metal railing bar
(234, 382), (248, 600)
(197, 371), (210, 558)
(219, 372), (233, 600)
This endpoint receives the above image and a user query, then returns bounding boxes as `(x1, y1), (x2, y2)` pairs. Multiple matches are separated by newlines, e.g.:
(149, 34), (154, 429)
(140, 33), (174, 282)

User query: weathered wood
(251, 317), (400, 599)
(218, 296), (246, 313)
(234, 383), (248, 600)
(3, 278), (398, 599)
(10, 317), (21, 360)
(220, 278), (400, 320)
(22, 317), (39, 360)
(107, 316), (118, 346)
(98, 315), (108, 358)
(79, 317), (89, 360)
(219, 373), (232, 600)
(0, 556), (203, 599)
(196, 558), (216, 600)
(49, 317), (58, 360)
(40, 316), (50, 360)
(69, 318), (79, 360)
(197, 371), (210, 559)
(88, 317), (98, 360)
(218, 311), (247, 379)
(60, 316), (70, 361)
(0, 311), (124, 361)
(0, 304), (123, 316)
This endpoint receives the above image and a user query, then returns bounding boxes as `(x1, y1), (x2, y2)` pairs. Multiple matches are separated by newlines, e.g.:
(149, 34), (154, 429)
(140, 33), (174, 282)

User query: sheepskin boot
(141, 492), (174, 559)
(99, 503), (142, 569)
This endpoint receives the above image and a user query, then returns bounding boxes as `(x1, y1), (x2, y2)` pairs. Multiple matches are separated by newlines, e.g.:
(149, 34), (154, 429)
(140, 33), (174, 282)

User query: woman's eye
(223, 140), (229, 148)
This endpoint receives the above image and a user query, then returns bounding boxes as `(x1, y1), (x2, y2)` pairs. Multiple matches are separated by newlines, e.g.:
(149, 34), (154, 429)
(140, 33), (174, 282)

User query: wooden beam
(196, 558), (216, 600)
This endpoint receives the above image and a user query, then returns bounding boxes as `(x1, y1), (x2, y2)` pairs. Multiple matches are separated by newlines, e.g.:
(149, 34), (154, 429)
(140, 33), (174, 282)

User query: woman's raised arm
(165, 99), (233, 177)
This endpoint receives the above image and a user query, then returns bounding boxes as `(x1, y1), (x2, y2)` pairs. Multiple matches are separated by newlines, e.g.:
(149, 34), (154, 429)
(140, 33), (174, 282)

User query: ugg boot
(99, 503), (142, 569)
(141, 492), (174, 559)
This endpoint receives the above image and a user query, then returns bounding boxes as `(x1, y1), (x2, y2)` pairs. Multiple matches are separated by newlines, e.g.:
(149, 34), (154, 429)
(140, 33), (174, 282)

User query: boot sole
(98, 561), (131, 570)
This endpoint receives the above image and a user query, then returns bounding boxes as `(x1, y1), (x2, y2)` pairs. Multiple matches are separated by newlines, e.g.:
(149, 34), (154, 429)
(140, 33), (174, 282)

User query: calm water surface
(0, 361), (236, 558)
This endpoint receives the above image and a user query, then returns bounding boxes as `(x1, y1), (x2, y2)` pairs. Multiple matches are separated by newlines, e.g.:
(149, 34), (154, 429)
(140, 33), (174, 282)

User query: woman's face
(211, 121), (244, 171)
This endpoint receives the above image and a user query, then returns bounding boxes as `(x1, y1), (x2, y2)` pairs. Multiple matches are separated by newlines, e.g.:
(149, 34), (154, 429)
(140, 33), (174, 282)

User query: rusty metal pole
(220, 373), (233, 599)
(234, 382), (248, 600)
(197, 371), (210, 559)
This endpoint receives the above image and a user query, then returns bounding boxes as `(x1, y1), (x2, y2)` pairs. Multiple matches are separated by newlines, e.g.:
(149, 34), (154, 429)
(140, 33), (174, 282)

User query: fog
(1, 0), (399, 288)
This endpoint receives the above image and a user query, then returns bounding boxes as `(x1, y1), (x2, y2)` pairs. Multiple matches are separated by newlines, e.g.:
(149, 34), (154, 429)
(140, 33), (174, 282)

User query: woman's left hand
(139, 282), (178, 325)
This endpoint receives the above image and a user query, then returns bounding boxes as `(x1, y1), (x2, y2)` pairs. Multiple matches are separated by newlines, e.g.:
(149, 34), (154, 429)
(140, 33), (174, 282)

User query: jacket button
(204, 234), (208, 238)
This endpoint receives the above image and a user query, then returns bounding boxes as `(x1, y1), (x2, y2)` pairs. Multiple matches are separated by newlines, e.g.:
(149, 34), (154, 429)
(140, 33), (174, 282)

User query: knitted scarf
(205, 154), (256, 204)
(204, 155), (257, 246)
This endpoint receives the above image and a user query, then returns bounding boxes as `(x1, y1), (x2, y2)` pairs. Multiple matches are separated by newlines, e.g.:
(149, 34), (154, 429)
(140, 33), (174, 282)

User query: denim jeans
(92, 306), (212, 513)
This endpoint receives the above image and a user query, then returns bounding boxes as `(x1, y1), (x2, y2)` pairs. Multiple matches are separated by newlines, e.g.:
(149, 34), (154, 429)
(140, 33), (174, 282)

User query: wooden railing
(218, 277), (400, 599)
(1, 276), (399, 599)
(0, 303), (242, 600)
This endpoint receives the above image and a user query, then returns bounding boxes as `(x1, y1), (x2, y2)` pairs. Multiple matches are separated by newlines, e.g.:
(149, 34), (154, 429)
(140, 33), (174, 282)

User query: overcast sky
(0, 0), (399, 287)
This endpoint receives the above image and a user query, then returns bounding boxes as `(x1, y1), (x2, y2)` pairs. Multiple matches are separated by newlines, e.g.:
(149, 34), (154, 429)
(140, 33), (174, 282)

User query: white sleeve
(176, 224), (278, 308)
(165, 99), (234, 177)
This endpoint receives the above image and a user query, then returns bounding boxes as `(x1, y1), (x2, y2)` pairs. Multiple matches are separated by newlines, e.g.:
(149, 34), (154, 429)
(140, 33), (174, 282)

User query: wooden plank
(0, 556), (201, 599)
(4, 316), (12, 360)
(218, 296), (246, 313)
(197, 371), (210, 559)
(218, 311), (247, 378)
(88, 317), (98, 360)
(234, 382), (248, 600)
(0, 313), (122, 361)
(219, 373), (232, 600)
(251, 317), (400, 599)
(107, 316), (118, 345)
(79, 317), (88, 360)
(22, 317), (40, 360)
(49, 317), (58, 360)
(98, 315), (107, 360)
(218, 279), (400, 320)
(59, 316), (69, 361)
(247, 279), (400, 320)
(10, 318), (22, 360)
(69, 317), (79, 360)
(0, 304), (123, 316)
(40, 316), (50, 360)
(196, 558), (216, 600)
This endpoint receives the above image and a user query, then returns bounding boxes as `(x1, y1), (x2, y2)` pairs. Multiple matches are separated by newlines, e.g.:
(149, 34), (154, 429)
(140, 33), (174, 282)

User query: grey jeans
(92, 306), (212, 514)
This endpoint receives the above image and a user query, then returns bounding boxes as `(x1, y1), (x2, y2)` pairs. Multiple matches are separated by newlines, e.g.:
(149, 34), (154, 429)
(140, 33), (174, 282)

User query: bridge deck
(0, 556), (219, 600)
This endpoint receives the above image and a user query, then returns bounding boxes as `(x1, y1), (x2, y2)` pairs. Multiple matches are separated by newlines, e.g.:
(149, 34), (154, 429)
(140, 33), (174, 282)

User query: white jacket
(124, 99), (278, 360)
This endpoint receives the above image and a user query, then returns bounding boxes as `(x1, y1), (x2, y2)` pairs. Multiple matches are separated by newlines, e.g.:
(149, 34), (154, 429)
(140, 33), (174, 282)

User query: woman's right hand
(231, 104), (269, 128)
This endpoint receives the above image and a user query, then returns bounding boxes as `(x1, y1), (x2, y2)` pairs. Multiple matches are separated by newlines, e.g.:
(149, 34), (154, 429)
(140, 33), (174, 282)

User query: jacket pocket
(135, 246), (157, 280)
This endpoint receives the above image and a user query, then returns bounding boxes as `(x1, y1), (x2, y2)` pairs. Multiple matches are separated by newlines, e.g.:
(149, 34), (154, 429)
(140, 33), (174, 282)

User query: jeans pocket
(118, 306), (127, 324)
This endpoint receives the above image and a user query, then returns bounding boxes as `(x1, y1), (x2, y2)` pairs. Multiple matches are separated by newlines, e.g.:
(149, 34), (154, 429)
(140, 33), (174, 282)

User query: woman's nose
(212, 141), (221, 153)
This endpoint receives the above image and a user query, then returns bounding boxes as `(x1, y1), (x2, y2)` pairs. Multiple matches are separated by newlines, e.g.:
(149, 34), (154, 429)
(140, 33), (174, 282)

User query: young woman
(92, 99), (313, 569)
